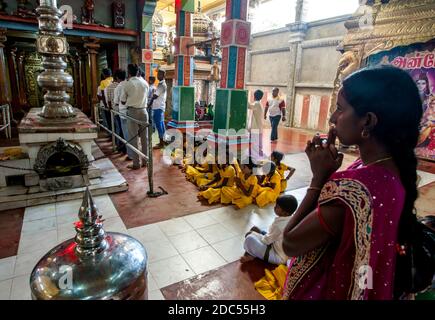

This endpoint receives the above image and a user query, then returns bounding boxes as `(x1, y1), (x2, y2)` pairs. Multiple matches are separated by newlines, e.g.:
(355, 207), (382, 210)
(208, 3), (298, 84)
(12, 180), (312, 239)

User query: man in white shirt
(264, 87), (286, 142)
(248, 89), (264, 158)
(152, 70), (167, 149)
(113, 70), (132, 159)
(120, 64), (149, 170)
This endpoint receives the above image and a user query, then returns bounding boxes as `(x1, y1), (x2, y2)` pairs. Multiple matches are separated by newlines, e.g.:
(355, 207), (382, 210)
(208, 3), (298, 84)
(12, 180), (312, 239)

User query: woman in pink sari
(282, 67), (423, 300)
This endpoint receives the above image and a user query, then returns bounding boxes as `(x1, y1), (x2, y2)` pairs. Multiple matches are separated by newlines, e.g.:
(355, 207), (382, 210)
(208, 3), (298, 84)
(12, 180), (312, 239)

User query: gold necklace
(364, 156), (393, 166)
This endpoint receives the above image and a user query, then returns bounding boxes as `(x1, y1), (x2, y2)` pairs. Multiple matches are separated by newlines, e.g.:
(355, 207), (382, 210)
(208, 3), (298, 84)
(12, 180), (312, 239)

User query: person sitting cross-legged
(241, 195), (298, 265)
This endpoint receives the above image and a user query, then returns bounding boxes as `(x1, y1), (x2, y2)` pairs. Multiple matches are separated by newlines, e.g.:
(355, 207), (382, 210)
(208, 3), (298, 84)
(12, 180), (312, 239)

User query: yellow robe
(256, 171), (282, 208)
(199, 165), (236, 204)
(277, 163), (289, 193)
(221, 173), (259, 208)
(254, 264), (288, 300)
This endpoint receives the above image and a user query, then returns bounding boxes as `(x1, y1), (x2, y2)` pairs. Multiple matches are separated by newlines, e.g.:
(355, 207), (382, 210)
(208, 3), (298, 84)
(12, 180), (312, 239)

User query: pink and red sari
(283, 159), (405, 300)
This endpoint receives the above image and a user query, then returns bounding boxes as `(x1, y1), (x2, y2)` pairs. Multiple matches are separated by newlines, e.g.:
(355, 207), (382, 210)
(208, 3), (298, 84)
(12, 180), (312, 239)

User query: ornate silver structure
(36, 0), (75, 118)
(30, 188), (148, 300)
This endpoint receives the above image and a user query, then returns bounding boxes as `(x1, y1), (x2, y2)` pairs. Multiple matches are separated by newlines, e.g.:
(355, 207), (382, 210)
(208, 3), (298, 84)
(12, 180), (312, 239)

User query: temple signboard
(367, 41), (435, 161)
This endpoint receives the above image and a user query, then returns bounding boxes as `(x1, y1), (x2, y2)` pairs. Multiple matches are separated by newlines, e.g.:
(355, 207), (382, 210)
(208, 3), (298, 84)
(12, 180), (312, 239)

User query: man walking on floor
(121, 64), (149, 170)
(152, 70), (168, 149)
(264, 87), (286, 142)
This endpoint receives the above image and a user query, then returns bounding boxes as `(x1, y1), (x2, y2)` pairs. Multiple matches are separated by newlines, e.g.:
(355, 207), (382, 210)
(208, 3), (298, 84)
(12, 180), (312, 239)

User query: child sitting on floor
(255, 162), (282, 208)
(221, 157), (259, 208)
(198, 159), (236, 205)
(271, 151), (296, 193)
(241, 194), (298, 265)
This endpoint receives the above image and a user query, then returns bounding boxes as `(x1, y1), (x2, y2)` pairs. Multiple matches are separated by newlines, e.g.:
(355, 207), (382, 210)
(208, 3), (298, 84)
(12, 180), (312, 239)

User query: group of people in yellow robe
(179, 149), (296, 209)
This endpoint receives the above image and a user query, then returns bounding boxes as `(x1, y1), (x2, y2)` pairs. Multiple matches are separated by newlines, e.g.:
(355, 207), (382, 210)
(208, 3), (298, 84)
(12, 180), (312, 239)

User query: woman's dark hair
(271, 151), (284, 165)
(342, 66), (422, 290)
(241, 157), (257, 170)
(254, 90), (264, 101)
(277, 195), (298, 215)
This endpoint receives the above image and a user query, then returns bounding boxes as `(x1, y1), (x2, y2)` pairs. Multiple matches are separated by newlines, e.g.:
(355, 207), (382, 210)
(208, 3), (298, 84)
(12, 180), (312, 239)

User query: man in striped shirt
(264, 87), (286, 142)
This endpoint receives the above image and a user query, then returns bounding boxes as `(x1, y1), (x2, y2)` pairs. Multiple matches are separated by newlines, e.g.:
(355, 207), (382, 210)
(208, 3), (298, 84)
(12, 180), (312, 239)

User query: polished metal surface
(30, 188), (148, 300)
(36, 0), (75, 118)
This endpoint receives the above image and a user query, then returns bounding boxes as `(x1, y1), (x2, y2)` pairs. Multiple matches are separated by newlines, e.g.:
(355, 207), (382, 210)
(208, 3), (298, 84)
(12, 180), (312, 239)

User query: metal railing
(96, 104), (166, 198)
(0, 104), (12, 139)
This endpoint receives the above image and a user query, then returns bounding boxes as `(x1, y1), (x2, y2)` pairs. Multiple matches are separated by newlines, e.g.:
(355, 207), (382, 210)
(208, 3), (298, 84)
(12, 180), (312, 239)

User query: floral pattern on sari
(318, 178), (373, 300)
(283, 178), (374, 300)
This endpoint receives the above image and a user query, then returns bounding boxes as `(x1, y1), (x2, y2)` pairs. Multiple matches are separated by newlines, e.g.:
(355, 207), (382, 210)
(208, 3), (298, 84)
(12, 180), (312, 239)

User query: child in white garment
(241, 194), (298, 265)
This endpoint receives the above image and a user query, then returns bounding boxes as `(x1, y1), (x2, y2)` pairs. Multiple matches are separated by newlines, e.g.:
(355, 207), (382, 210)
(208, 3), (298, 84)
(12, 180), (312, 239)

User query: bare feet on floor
(240, 253), (255, 263)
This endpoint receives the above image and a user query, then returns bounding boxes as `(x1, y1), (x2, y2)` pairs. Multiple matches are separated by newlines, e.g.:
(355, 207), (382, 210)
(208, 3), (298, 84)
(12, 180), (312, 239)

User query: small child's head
(254, 89), (264, 102)
(241, 157), (256, 175)
(274, 195), (298, 217)
(271, 151), (284, 165)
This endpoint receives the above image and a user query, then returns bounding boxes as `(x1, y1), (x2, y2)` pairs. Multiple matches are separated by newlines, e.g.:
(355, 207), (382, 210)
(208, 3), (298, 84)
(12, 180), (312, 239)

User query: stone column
(83, 37), (100, 120)
(209, 0), (251, 152)
(285, 0), (307, 127)
(6, 46), (22, 119)
(16, 50), (29, 111)
(0, 28), (10, 106)
(79, 49), (90, 115)
(167, 0), (197, 131)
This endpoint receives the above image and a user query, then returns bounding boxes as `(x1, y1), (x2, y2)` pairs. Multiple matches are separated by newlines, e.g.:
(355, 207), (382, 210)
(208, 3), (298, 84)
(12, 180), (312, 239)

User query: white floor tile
(196, 223), (236, 244)
(56, 212), (80, 226)
(168, 231), (208, 254)
(157, 217), (193, 237)
(212, 236), (246, 263)
(23, 203), (56, 222)
(18, 229), (58, 255)
(128, 224), (166, 243)
(0, 256), (16, 282)
(142, 238), (179, 262)
(14, 249), (47, 277)
(182, 246), (227, 275)
(148, 289), (165, 300)
(57, 223), (77, 243)
(93, 195), (119, 219)
(10, 274), (31, 300)
(102, 216), (127, 234)
(0, 279), (12, 300)
(184, 211), (219, 229)
(220, 216), (255, 236)
(21, 217), (57, 235)
(55, 200), (82, 217)
(149, 255), (195, 289)
(147, 272), (159, 292)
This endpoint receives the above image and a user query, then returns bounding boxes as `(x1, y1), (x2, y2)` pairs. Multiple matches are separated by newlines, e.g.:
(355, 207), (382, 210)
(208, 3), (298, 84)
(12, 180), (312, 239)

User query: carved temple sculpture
(331, 0), (435, 161)
(81, 0), (95, 25)
(16, 0), (36, 18)
(329, 0), (435, 117)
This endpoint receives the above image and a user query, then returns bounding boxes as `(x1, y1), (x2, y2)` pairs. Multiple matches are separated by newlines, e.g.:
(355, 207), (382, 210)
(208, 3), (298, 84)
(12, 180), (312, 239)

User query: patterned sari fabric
(283, 160), (405, 300)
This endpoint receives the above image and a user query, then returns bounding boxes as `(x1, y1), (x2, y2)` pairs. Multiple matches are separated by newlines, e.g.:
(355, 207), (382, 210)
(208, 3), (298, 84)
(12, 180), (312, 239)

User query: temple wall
(246, 15), (351, 132)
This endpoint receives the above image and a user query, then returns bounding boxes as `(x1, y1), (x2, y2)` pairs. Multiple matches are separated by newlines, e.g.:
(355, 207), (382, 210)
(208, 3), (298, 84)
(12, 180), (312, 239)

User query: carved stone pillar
(16, 50), (29, 111)
(0, 28), (10, 106)
(83, 37), (100, 120)
(6, 46), (22, 119)
(70, 51), (81, 110)
(79, 49), (90, 115)
(285, 0), (307, 127)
